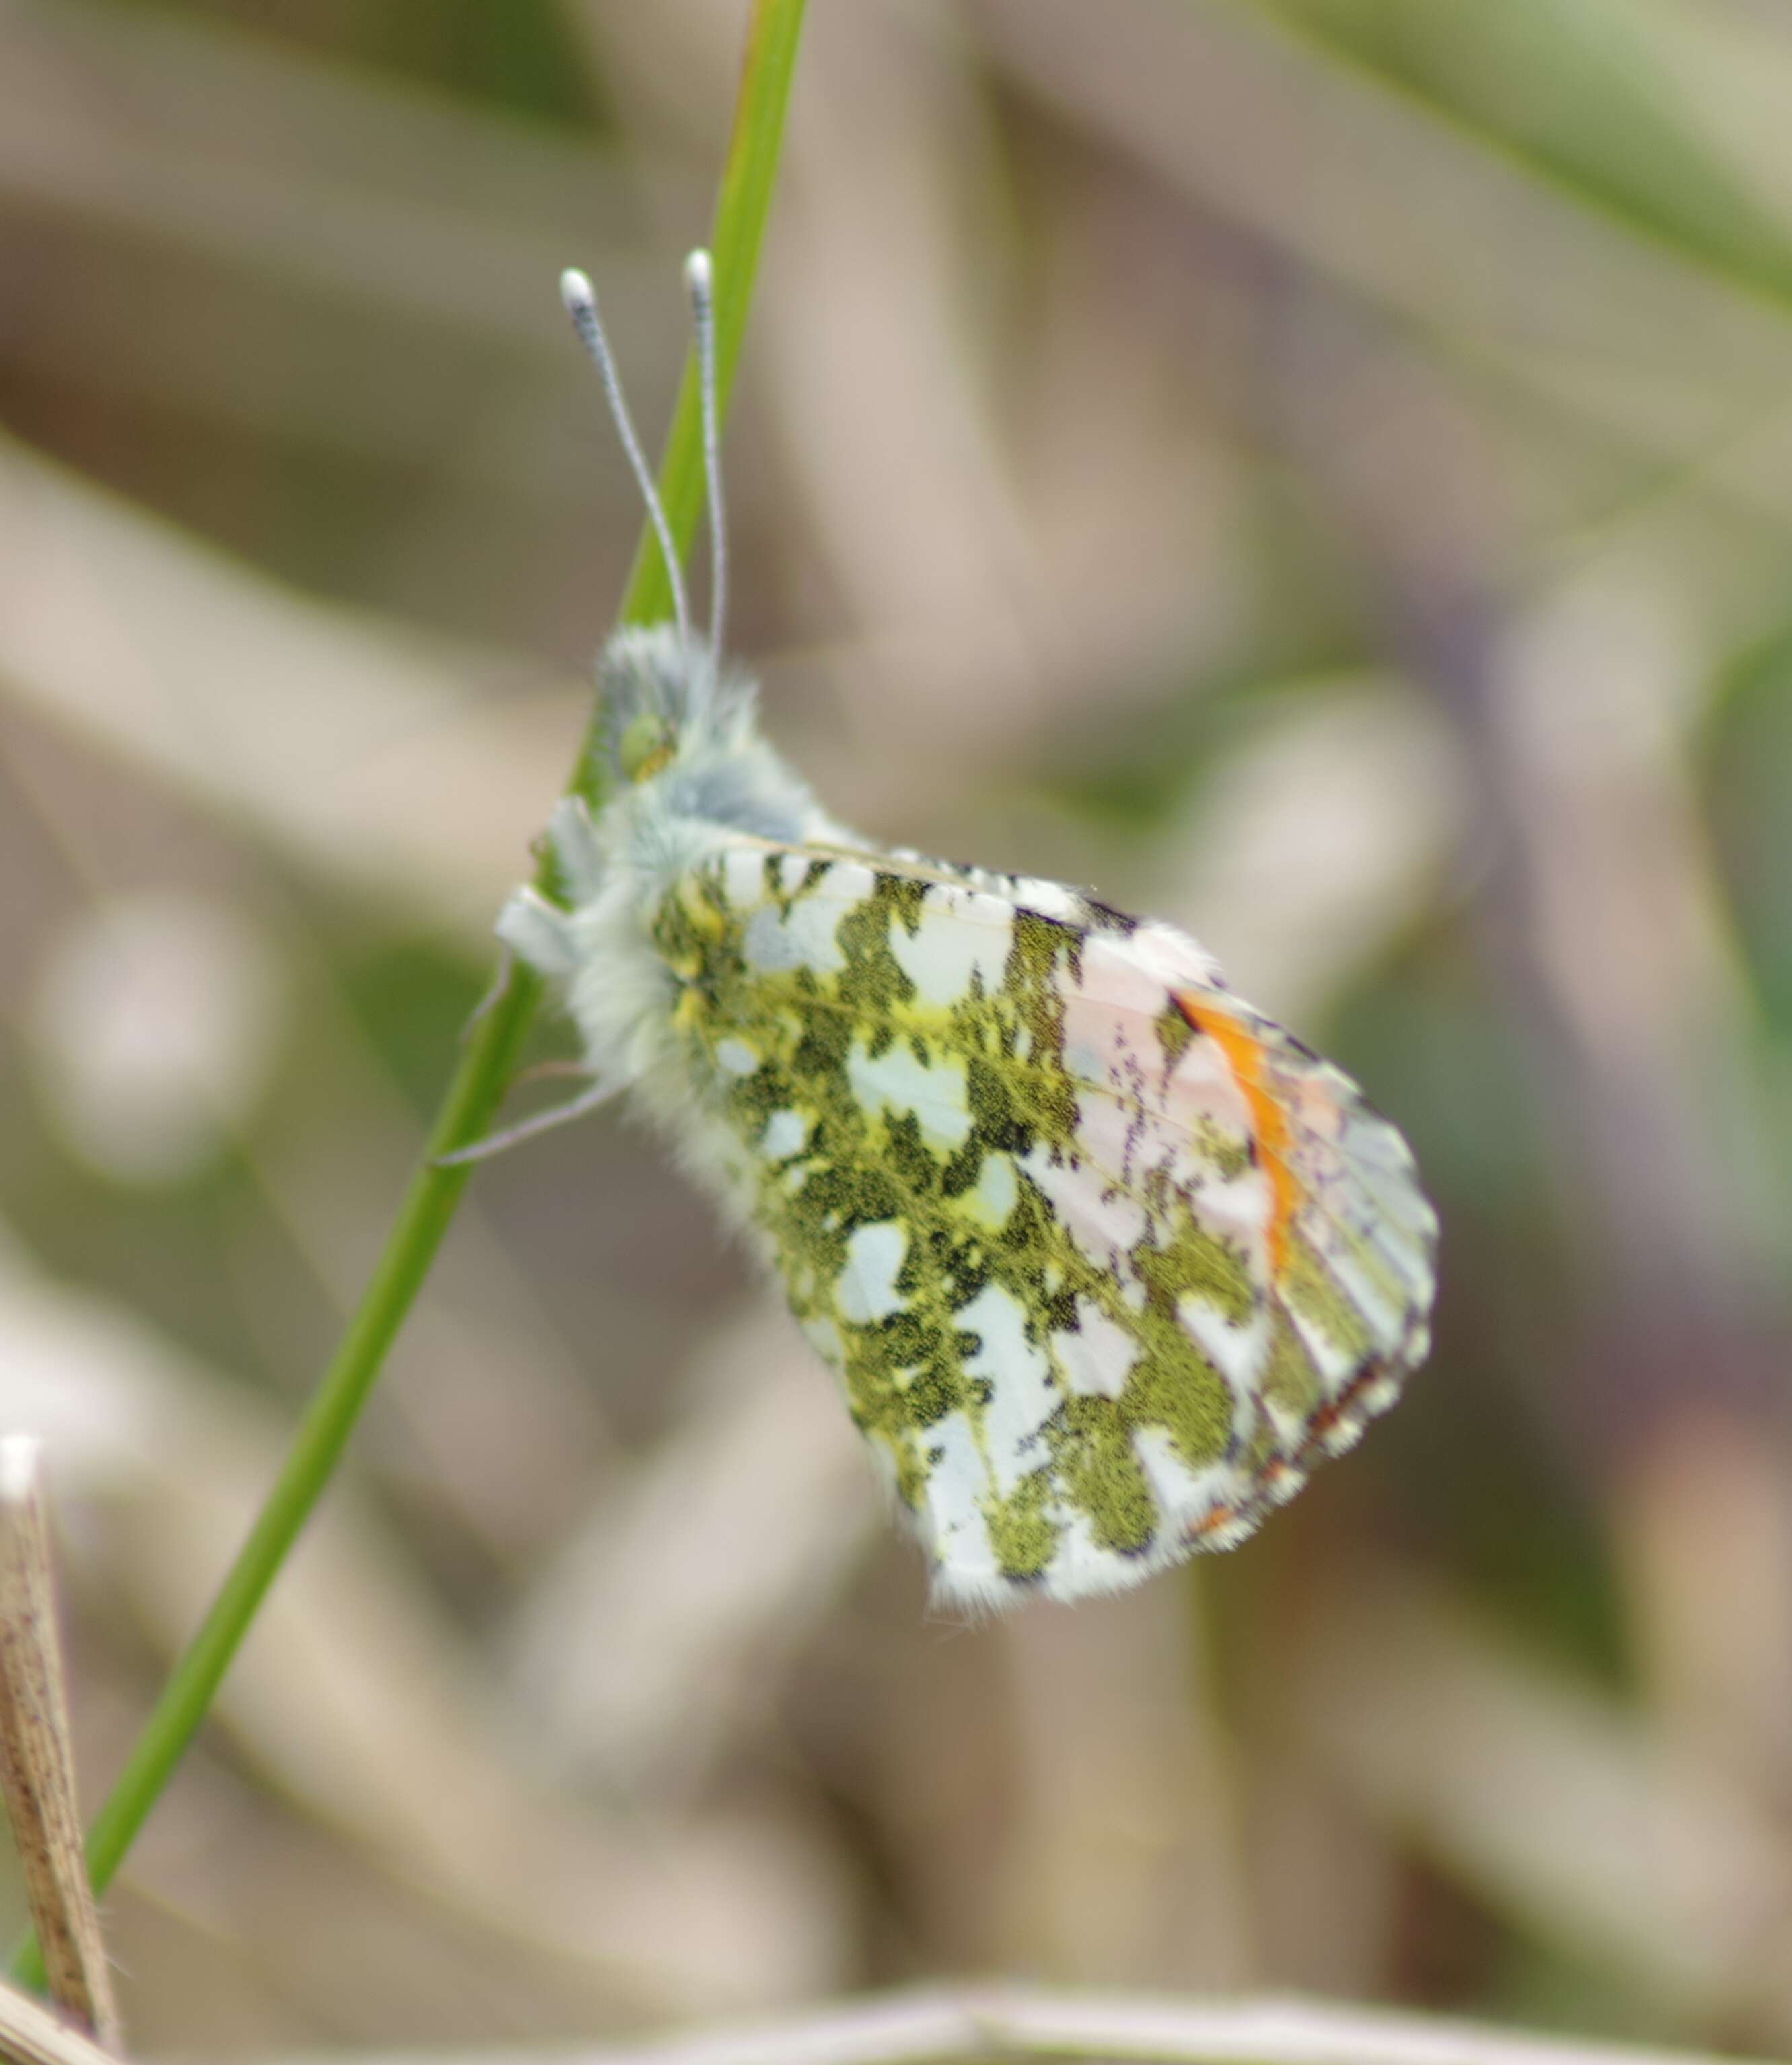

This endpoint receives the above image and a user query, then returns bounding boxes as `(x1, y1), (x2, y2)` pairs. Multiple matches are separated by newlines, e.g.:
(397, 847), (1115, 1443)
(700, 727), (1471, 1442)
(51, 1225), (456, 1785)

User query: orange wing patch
(1172, 991), (1303, 1281)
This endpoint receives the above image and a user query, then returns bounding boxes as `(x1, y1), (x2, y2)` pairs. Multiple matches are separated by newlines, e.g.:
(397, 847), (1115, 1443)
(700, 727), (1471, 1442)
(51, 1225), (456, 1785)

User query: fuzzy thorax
(540, 625), (855, 1204)
(592, 624), (853, 888)
(596, 625), (848, 862)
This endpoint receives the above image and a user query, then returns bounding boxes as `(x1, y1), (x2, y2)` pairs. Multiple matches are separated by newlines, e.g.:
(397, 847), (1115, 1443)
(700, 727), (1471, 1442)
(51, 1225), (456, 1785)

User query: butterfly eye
(618, 710), (676, 781)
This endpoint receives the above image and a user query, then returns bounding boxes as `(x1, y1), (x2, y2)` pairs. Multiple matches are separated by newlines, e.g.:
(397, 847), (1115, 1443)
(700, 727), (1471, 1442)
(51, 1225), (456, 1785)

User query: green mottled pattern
(643, 840), (1432, 1597)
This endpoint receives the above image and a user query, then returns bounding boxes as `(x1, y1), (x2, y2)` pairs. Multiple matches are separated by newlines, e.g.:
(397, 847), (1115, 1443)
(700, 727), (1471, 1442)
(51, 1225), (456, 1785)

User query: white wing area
(645, 837), (1438, 1610)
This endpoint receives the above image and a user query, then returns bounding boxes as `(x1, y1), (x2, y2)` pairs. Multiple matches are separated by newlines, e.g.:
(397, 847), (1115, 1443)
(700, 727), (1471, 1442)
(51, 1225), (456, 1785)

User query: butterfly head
(596, 620), (818, 847)
(563, 256), (833, 852)
(604, 625), (709, 783)
(617, 710), (675, 783)
(599, 623), (752, 779)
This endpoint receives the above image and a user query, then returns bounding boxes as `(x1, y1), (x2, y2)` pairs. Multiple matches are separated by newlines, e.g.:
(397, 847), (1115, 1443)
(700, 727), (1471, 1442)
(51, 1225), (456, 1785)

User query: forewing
(650, 839), (1437, 1610)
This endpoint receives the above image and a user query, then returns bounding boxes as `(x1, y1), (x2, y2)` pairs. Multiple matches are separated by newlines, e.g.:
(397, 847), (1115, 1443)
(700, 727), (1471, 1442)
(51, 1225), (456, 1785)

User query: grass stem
(10, 0), (809, 1990)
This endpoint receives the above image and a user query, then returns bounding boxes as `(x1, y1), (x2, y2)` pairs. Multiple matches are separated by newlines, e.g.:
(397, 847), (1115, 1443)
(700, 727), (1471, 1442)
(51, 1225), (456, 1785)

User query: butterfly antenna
(559, 267), (692, 653)
(684, 248), (727, 658)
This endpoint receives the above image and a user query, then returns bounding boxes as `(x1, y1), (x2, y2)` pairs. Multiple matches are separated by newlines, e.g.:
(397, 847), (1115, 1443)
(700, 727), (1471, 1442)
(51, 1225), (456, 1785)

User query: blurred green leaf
(1242, 0), (1792, 307)
(1703, 615), (1792, 1036)
(114, 0), (596, 125)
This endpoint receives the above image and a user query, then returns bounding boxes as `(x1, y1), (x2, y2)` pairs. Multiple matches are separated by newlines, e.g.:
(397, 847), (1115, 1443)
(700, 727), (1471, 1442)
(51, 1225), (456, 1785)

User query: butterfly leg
(436, 1074), (618, 1165)
(444, 874), (610, 1159)
(544, 795), (604, 903)
(495, 885), (581, 978)
(461, 881), (580, 1039)
(461, 938), (517, 1039)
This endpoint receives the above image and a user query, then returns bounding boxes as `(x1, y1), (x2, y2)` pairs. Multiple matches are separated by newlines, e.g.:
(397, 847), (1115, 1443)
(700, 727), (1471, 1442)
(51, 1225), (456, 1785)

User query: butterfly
(451, 251), (1438, 1612)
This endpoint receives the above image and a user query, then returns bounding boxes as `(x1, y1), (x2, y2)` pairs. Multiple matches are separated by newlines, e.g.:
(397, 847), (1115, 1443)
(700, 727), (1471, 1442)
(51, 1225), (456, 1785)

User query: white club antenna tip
(683, 248), (713, 298)
(559, 267), (596, 317)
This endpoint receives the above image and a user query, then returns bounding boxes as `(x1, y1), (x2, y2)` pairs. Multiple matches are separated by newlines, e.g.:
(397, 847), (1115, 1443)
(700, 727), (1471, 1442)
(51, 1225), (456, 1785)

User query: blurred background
(4, 0), (1792, 2052)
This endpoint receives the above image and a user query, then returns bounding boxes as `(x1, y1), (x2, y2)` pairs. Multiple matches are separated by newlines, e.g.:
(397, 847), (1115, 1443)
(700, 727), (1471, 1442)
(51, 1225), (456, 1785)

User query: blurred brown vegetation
(5, 0), (1792, 2054)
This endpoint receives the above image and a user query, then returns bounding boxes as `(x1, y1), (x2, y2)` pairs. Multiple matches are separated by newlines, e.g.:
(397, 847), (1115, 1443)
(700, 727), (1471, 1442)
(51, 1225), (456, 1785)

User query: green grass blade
(11, 0), (809, 1991)
(1240, 0), (1792, 310)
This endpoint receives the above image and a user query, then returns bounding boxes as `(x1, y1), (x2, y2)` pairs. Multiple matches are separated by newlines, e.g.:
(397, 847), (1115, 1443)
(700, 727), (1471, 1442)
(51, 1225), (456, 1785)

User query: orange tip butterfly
(447, 250), (1439, 1611)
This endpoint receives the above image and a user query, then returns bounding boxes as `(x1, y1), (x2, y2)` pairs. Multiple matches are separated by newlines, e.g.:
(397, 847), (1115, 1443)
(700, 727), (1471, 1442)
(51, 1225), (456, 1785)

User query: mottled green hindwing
(648, 839), (1437, 1610)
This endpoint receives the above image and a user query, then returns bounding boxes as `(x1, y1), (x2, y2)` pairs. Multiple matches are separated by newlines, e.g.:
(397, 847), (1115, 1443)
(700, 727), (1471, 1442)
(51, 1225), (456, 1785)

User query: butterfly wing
(649, 838), (1437, 1609)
